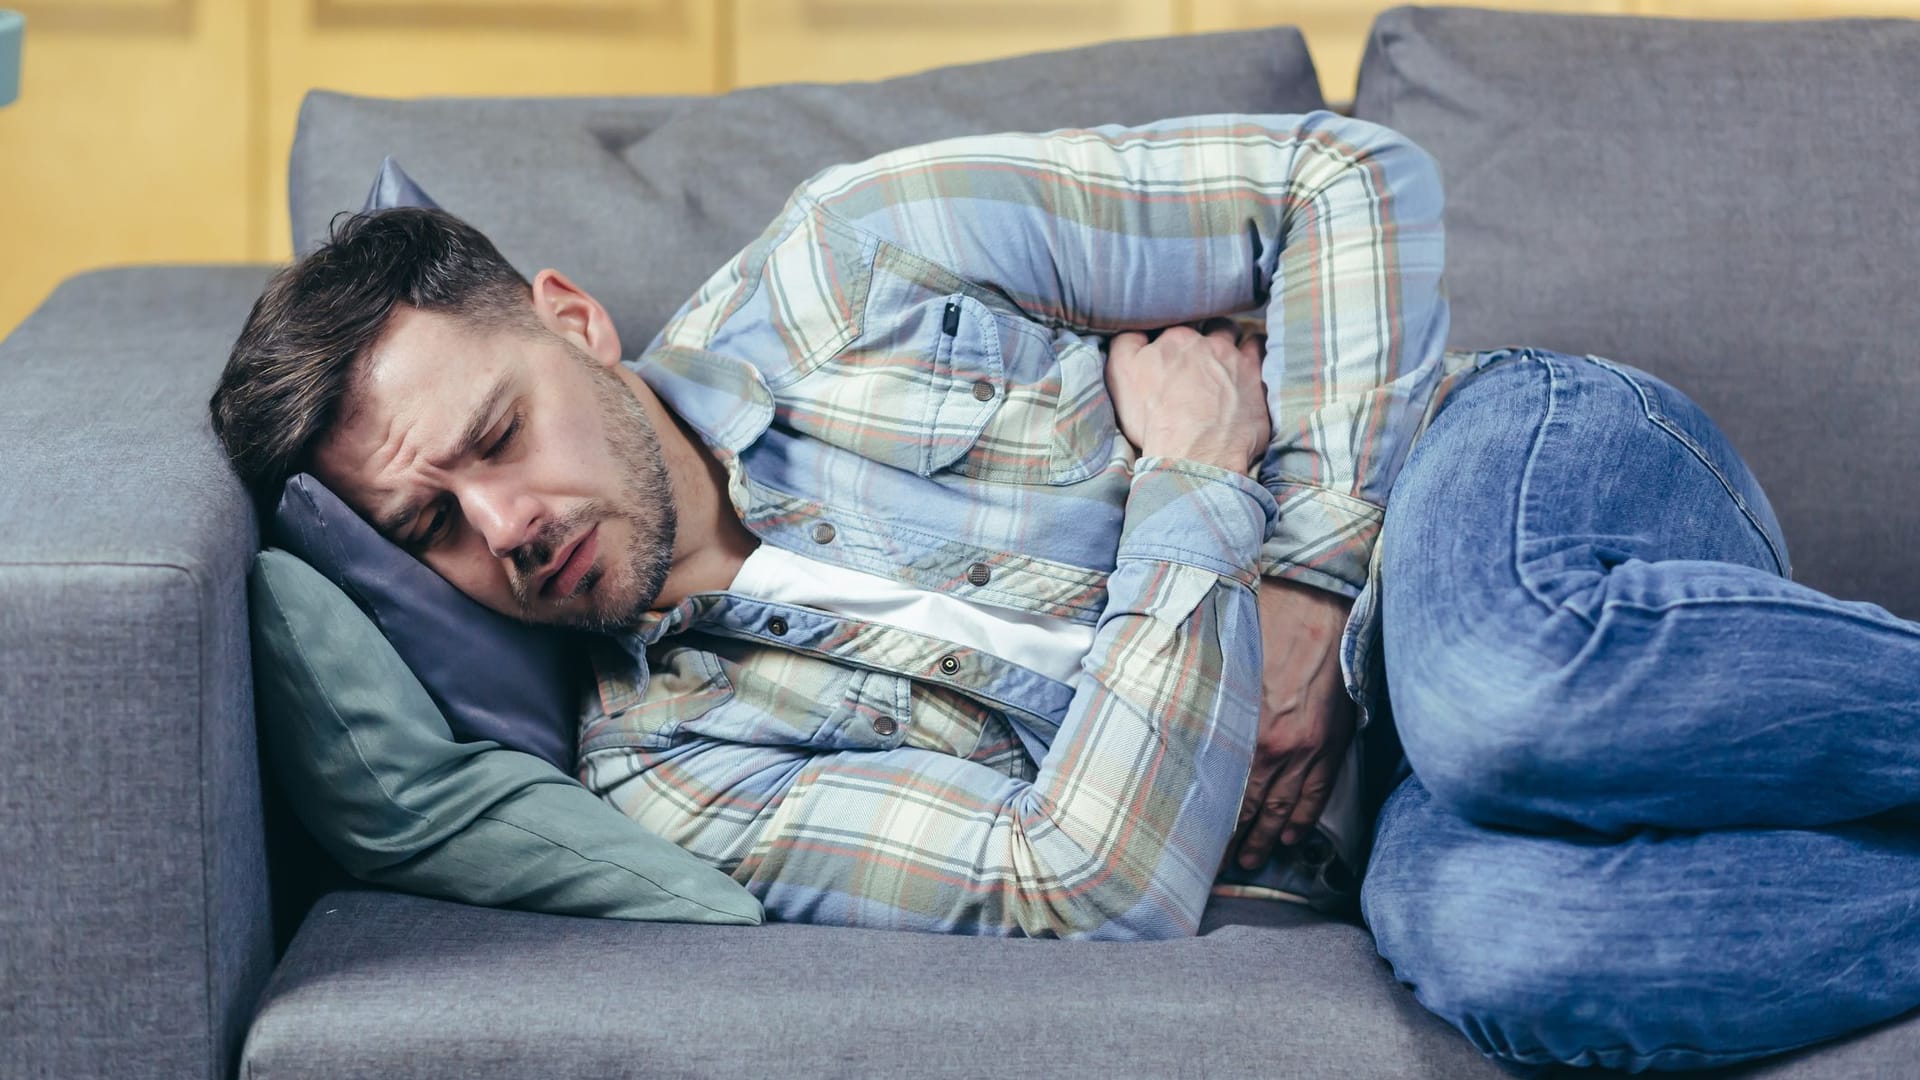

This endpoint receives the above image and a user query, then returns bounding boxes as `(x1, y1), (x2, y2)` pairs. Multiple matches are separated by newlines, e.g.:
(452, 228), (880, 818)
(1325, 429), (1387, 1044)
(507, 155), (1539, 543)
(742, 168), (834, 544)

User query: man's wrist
(1257, 574), (1355, 618)
(1139, 444), (1252, 474)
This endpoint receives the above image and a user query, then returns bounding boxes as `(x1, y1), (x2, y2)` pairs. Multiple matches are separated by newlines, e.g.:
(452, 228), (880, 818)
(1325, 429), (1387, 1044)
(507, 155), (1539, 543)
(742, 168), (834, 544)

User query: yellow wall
(0, 0), (1911, 337)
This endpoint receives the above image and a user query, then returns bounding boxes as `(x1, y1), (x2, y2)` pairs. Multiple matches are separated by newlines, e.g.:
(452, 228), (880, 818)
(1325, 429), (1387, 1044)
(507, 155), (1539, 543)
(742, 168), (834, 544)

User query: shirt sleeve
(792, 110), (1451, 599)
(586, 458), (1278, 940)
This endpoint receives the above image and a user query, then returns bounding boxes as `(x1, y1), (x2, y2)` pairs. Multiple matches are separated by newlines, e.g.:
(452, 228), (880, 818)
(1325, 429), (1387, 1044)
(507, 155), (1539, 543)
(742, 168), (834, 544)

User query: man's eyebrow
(372, 373), (514, 539)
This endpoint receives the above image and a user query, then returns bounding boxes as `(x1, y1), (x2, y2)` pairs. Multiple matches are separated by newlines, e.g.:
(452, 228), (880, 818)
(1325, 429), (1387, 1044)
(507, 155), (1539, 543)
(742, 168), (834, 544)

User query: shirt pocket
(778, 269), (1117, 486)
(945, 312), (1119, 487)
(680, 638), (925, 754)
(579, 640), (735, 754)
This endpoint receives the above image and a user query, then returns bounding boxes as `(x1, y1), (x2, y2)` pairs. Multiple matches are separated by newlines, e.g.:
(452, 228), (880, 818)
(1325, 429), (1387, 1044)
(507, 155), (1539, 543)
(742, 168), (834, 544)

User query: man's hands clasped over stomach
(1104, 319), (1359, 876)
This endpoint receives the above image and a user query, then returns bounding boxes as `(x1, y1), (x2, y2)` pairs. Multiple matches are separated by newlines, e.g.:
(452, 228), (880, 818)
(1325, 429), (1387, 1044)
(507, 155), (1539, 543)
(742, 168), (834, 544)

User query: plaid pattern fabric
(578, 110), (1488, 938)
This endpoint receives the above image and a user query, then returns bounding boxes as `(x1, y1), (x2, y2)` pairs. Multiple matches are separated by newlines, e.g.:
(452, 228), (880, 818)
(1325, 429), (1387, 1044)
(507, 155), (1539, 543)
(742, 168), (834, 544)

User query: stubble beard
(508, 354), (677, 633)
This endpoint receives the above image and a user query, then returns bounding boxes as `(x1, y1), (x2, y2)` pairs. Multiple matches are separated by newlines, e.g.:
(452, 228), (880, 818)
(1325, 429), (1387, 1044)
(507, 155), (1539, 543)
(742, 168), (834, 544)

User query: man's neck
(618, 365), (759, 610)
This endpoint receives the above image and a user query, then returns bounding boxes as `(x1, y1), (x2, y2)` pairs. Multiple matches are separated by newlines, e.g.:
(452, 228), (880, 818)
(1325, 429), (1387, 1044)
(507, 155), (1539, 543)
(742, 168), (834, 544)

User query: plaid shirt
(577, 110), (1488, 939)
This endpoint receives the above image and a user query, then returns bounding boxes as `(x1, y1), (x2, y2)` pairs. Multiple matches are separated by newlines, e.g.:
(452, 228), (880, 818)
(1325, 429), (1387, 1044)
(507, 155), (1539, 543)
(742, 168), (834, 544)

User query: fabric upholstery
(239, 888), (1496, 1079)
(1350, 5), (1920, 619)
(11, 11), (1920, 1080)
(247, 548), (763, 924)
(286, 27), (1325, 366)
(0, 266), (279, 1080)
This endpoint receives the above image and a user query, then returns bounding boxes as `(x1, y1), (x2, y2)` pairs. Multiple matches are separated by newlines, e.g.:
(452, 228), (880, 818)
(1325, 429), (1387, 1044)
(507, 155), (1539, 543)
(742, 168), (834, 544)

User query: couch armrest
(0, 266), (278, 1080)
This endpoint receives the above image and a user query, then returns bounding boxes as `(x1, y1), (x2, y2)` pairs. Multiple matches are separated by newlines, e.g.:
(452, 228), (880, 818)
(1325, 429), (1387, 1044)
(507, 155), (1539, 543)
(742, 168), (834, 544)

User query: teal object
(0, 10), (19, 109)
(246, 549), (764, 925)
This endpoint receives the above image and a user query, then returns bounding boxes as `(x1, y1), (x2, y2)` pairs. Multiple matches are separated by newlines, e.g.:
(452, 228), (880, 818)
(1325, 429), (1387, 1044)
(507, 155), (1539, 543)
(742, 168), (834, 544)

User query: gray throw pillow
(287, 25), (1327, 358)
(247, 548), (763, 924)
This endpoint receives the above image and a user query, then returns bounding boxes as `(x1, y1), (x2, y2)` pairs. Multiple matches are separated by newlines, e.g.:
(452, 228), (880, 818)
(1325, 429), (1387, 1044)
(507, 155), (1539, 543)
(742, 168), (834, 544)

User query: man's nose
(462, 480), (542, 561)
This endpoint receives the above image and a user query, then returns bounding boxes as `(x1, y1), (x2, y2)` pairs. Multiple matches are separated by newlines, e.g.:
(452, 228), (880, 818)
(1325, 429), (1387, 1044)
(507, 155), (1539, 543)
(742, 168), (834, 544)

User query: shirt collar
(618, 591), (726, 650)
(628, 344), (775, 455)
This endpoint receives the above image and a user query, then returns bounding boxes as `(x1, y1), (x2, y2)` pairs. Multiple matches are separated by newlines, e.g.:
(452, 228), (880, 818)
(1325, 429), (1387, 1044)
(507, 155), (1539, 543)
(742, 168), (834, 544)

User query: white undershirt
(727, 543), (1095, 686)
(728, 540), (1365, 902)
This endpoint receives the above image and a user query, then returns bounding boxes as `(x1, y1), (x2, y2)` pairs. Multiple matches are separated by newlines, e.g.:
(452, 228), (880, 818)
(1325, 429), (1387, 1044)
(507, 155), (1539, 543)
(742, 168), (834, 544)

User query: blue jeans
(1358, 347), (1920, 1073)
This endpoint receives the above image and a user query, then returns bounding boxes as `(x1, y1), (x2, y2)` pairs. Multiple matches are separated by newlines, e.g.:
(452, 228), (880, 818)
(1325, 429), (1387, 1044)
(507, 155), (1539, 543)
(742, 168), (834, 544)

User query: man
(210, 110), (1920, 1073)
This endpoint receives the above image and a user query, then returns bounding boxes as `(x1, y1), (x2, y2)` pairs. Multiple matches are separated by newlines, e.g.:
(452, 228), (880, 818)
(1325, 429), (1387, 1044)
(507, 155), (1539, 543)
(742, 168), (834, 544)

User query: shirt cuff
(1254, 480), (1386, 598)
(1119, 457), (1281, 588)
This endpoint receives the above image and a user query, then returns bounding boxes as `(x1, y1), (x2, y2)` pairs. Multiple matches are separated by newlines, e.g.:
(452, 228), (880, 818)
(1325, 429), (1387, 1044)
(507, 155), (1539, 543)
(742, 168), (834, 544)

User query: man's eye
(412, 505), (450, 549)
(484, 413), (522, 461)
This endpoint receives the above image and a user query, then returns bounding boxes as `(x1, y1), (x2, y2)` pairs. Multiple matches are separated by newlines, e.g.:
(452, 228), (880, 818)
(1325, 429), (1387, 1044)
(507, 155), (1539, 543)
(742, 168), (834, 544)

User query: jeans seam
(1598, 592), (1920, 638)
(1514, 351), (1600, 630)
(1583, 353), (1791, 580)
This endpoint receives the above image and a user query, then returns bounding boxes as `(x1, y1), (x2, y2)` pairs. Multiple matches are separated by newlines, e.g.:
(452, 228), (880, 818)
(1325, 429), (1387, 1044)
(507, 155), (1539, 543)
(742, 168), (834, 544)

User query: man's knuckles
(1254, 730), (1318, 759)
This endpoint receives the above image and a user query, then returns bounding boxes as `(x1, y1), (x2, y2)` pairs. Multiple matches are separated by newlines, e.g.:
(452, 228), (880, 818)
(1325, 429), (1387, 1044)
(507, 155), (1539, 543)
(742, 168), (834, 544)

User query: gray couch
(6, 6), (1918, 1077)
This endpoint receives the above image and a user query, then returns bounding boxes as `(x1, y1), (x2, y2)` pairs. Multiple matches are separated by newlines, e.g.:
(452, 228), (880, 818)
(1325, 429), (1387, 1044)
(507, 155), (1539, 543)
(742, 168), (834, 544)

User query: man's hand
(1223, 576), (1357, 871)
(1105, 322), (1269, 473)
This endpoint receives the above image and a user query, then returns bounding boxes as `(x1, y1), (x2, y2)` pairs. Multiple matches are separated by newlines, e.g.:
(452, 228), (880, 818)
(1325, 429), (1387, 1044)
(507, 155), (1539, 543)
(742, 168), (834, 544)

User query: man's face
(311, 303), (676, 632)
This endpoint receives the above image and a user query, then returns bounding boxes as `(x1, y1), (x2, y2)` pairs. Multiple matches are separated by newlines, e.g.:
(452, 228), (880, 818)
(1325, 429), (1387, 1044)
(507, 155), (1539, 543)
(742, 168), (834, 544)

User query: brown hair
(208, 206), (540, 510)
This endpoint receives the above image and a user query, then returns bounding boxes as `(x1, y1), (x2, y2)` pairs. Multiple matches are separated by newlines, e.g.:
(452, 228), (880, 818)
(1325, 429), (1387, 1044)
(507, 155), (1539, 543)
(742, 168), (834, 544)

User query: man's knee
(1366, 846), (1663, 1072)
(1384, 635), (1593, 828)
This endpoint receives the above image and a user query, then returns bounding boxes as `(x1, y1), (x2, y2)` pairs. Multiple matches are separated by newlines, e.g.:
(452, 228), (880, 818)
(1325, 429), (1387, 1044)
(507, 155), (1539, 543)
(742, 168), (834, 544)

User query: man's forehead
(313, 311), (516, 519)
(359, 305), (496, 396)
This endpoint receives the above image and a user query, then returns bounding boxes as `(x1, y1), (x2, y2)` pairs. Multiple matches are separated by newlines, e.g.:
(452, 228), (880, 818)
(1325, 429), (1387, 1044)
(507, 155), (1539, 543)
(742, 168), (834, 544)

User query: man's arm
(796, 112), (1440, 871)
(795, 109), (1451, 601)
(593, 458), (1276, 939)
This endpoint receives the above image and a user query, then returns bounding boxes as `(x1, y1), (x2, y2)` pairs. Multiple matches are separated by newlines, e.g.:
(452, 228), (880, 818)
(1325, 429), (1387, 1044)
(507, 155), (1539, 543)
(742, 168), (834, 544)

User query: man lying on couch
(208, 111), (1920, 1074)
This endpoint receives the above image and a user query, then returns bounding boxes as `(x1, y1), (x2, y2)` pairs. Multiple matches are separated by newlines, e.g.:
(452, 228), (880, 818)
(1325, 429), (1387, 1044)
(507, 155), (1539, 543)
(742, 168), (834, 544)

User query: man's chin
(533, 570), (654, 634)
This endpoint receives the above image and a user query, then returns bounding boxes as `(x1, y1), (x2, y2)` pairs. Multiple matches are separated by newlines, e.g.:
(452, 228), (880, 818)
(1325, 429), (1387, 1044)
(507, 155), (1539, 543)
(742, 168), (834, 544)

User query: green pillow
(246, 548), (762, 924)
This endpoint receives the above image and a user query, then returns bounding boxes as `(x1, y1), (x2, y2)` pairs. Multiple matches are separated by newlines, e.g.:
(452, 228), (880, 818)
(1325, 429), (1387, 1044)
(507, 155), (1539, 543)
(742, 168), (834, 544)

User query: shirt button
(971, 380), (995, 402)
(811, 522), (836, 544)
(767, 616), (788, 636)
(938, 655), (959, 675)
(871, 716), (898, 736)
(966, 562), (991, 587)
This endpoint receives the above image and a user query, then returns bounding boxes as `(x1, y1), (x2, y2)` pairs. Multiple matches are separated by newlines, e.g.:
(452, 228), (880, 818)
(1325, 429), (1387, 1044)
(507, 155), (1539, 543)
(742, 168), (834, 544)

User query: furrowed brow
(371, 373), (513, 540)
(447, 374), (514, 469)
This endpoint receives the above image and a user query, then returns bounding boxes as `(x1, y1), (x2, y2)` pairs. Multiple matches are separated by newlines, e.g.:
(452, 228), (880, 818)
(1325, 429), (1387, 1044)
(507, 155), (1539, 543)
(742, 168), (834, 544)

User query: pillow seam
(474, 811), (759, 919)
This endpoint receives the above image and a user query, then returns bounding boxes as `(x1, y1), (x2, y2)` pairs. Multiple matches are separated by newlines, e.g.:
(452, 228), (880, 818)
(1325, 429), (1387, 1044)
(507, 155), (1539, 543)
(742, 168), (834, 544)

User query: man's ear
(529, 268), (623, 369)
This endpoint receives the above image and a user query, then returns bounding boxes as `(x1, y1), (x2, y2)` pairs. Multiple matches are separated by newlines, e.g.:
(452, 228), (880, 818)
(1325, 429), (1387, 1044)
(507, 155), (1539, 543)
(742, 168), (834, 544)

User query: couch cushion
(1351, 6), (1920, 618)
(238, 888), (1498, 1079)
(287, 26), (1325, 368)
(240, 886), (1920, 1078)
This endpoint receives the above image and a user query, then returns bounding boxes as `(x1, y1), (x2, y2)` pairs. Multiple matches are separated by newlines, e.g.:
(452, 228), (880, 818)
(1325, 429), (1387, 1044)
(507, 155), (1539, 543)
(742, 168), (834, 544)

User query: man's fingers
(1223, 753), (1281, 870)
(1235, 752), (1312, 870)
(1109, 330), (1147, 362)
(1281, 756), (1340, 848)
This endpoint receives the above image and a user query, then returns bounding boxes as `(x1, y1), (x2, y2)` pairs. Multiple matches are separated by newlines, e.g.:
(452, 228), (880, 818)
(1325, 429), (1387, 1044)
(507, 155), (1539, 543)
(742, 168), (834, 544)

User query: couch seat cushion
(239, 888), (1496, 1078)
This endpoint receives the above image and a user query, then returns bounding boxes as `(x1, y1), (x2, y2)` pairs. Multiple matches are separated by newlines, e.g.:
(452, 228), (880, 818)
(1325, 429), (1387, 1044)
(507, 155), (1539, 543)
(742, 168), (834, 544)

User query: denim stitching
(1512, 351), (1597, 628)
(1583, 354), (1790, 579)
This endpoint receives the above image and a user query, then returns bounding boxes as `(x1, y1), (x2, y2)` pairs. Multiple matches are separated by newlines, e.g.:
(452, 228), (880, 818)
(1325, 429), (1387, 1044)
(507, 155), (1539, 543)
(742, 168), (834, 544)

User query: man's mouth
(538, 524), (599, 601)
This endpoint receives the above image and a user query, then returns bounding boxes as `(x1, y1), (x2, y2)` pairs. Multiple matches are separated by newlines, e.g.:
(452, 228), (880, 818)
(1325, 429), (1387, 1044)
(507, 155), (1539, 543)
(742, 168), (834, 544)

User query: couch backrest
(287, 27), (1325, 365)
(1353, 5), (1920, 617)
